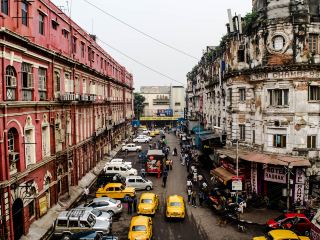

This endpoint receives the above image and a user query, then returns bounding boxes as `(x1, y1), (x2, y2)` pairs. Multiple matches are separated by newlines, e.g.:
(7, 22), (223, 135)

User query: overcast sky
(51, 0), (252, 91)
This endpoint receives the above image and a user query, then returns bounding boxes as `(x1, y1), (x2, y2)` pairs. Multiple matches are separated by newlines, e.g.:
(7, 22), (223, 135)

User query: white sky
(51, 0), (252, 91)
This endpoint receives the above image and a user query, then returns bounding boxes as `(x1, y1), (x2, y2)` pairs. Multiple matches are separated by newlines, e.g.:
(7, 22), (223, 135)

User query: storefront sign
(296, 168), (305, 184)
(251, 163), (258, 194)
(264, 166), (286, 184)
(251, 71), (320, 81)
(294, 184), (305, 205)
(39, 196), (48, 217)
(232, 177), (243, 191)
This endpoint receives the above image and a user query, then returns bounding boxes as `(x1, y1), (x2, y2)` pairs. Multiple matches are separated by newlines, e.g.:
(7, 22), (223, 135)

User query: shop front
(216, 148), (310, 209)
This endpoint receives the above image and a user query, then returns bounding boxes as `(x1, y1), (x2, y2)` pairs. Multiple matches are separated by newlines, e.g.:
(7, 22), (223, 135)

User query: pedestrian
(186, 158), (190, 172)
(187, 179), (192, 189)
(191, 190), (197, 207)
(169, 159), (173, 170)
(156, 160), (161, 178)
(173, 147), (177, 156)
(149, 144), (152, 150)
(133, 196), (138, 213)
(83, 186), (89, 203)
(165, 159), (170, 171)
(127, 196), (133, 214)
(199, 191), (204, 207)
(187, 187), (192, 204)
(162, 170), (168, 187)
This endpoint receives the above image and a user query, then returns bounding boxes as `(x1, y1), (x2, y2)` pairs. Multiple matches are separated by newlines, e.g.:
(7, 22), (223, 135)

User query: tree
(134, 92), (145, 119)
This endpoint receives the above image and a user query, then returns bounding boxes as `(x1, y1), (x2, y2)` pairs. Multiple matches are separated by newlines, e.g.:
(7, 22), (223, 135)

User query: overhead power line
(97, 38), (185, 85)
(83, 0), (198, 60)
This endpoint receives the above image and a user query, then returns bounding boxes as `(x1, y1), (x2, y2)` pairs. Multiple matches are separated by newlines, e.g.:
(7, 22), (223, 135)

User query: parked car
(70, 208), (112, 225)
(77, 197), (123, 216)
(109, 158), (132, 168)
(70, 231), (119, 240)
(122, 143), (142, 152)
(125, 176), (153, 191)
(142, 129), (150, 135)
(96, 183), (136, 200)
(166, 195), (185, 219)
(267, 213), (312, 236)
(104, 163), (138, 177)
(253, 229), (310, 240)
(137, 193), (159, 215)
(149, 131), (156, 137)
(138, 135), (152, 141)
(128, 216), (153, 240)
(133, 136), (150, 143)
(154, 129), (160, 135)
(96, 173), (126, 188)
(53, 209), (111, 240)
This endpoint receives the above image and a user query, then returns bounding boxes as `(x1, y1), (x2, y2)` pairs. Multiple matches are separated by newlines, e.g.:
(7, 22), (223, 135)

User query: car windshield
(107, 198), (117, 204)
(141, 199), (153, 204)
(274, 215), (286, 222)
(87, 214), (96, 227)
(91, 209), (102, 217)
(170, 202), (182, 207)
(132, 225), (147, 231)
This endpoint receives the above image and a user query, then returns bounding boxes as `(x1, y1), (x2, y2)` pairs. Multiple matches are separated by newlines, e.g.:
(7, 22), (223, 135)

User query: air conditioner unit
(9, 152), (19, 162)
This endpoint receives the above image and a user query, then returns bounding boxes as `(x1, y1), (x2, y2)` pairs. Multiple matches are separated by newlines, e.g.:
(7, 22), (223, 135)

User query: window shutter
(11, 76), (17, 87)
(27, 73), (33, 88)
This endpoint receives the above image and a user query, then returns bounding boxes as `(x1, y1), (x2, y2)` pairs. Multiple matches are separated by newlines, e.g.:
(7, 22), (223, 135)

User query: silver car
(125, 176), (153, 191)
(53, 209), (111, 239)
(73, 207), (112, 224)
(78, 197), (123, 215)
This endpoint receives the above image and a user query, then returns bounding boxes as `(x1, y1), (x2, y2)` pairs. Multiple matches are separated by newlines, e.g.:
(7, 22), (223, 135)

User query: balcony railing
(6, 87), (16, 101)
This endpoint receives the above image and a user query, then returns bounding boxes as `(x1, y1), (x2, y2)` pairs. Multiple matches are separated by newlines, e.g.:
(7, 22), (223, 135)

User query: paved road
(109, 132), (264, 240)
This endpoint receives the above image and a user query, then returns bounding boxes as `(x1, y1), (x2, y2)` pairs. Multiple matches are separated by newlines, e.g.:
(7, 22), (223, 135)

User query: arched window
(5, 66), (17, 101)
(8, 128), (20, 174)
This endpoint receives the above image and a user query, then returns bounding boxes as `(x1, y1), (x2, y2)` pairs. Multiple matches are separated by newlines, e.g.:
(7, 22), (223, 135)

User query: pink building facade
(0, 0), (133, 239)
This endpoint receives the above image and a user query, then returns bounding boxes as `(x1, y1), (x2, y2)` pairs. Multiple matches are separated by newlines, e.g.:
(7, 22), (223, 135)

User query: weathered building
(187, 0), (320, 208)
(0, 0), (133, 239)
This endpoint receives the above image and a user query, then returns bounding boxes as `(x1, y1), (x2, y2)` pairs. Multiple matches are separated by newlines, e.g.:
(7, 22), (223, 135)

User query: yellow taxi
(95, 183), (135, 199)
(139, 125), (147, 130)
(137, 193), (159, 215)
(128, 215), (153, 240)
(165, 195), (185, 219)
(253, 230), (310, 240)
(154, 129), (160, 135)
(149, 131), (156, 137)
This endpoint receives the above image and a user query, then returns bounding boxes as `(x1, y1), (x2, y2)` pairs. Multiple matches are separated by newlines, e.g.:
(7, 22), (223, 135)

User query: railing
(6, 87), (16, 100)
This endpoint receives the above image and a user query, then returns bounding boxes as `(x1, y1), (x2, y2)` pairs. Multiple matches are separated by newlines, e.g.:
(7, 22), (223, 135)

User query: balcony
(153, 99), (170, 105)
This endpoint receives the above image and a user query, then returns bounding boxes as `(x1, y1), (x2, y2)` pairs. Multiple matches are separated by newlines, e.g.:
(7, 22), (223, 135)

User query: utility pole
(286, 164), (293, 211)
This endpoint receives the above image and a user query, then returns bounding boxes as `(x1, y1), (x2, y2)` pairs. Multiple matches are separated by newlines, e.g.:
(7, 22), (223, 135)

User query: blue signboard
(132, 120), (140, 128)
(157, 109), (173, 117)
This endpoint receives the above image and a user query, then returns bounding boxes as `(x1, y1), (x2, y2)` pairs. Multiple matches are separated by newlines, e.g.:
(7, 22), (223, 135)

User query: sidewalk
(21, 145), (123, 240)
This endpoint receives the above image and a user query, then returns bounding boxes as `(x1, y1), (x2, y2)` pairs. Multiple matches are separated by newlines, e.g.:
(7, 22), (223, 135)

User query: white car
(133, 136), (150, 143)
(142, 129), (150, 134)
(78, 197), (123, 215)
(104, 163), (138, 177)
(109, 158), (132, 168)
(138, 135), (152, 141)
(122, 143), (142, 152)
(126, 176), (153, 191)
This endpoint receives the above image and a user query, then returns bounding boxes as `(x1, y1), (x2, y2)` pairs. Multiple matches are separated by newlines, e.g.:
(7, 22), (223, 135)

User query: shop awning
(210, 167), (235, 184)
(199, 133), (220, 141)
(216, 149), (310, 167)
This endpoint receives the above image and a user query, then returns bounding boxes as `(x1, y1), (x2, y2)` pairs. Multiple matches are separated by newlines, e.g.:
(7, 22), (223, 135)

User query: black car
(96, 173), (126, 188)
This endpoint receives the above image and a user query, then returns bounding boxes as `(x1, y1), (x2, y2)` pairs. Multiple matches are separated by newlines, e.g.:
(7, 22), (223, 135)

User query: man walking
(187, 187), (192, 204)
(127, 196), (133, 214)
(162, 170), (168, 187)
(191, 190), (197, 207)
(83, 186), (89, 203)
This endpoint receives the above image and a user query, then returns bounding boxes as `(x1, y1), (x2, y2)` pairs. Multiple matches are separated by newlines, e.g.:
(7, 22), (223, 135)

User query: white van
(103, 163), (137, 177)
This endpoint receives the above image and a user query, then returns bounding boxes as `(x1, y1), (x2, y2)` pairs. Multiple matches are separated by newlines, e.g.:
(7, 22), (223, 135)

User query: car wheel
(304, 231), (310, 236)
(146, 186), (151, 191)
(62, 233), (71, 240)
(145, 140), (148, 143)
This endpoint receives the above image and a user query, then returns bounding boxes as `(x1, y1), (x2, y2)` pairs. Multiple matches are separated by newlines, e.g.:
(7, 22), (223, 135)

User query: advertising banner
(39, 195), (48, 217)
(251, 162), (258, 193)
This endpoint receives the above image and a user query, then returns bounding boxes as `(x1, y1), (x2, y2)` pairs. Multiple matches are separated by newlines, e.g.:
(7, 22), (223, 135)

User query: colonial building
(0, 0), (133, 239)
(140, 86), (185, 127)
(187, 0), (320, 209)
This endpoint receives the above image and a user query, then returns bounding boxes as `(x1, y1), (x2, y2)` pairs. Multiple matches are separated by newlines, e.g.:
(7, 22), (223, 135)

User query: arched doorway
(12, 198), (24, 240)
